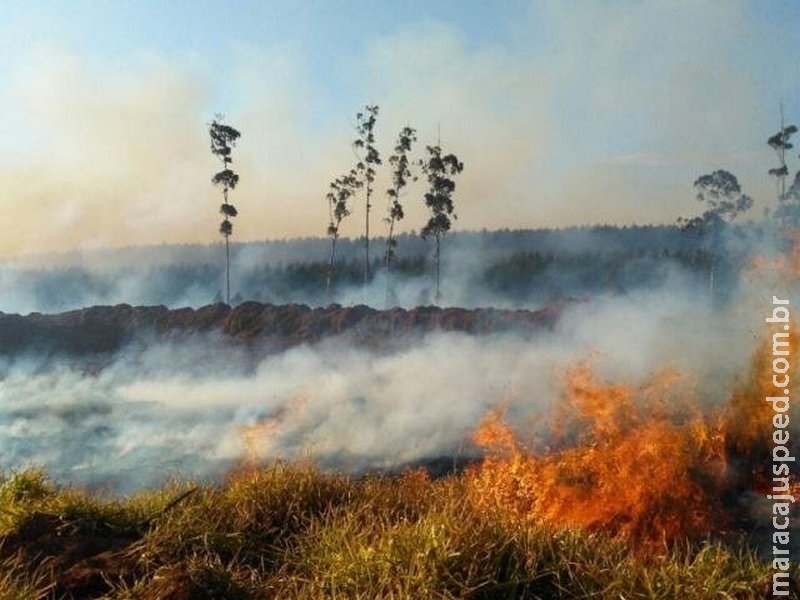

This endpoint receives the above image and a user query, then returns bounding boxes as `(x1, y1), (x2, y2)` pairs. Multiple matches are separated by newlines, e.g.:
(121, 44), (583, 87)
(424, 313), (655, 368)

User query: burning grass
(1, 305), (798, 597)
(2, 336), (799, 598)
(0, 465), (787, 599)
(467, 328), (800, 552)
(468, 367), (730, 545)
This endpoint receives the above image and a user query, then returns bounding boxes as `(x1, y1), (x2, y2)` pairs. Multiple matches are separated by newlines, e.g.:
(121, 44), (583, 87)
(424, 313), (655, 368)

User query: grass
(0, 465), (793, 600)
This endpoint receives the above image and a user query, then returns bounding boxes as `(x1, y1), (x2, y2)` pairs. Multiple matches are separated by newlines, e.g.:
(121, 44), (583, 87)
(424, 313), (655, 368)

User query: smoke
(0, 270), (762, 494)
(0, 220), (785, 495)
(0, 226), (715, 314)
(1, 2), (796, 258)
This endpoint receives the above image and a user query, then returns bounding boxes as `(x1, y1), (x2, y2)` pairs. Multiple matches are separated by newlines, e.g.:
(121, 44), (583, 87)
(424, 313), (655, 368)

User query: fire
(727, 330), (798, 462)
(468, 365), (729, 545)
(743, 229), (800, 283)
(468, 232), (800, 546)
(239, 396), (307, 466)
(468, 330), (800, 546)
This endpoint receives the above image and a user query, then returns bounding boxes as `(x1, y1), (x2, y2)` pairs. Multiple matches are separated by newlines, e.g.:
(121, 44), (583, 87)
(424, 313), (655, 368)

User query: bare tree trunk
(222, 186), (231, 305)
(435, 234), (441, 304)
(709, 259), (715, 302)
(385, 220), (395, 271)
(327, 235), (338, 301)
(365, 188), (371, 284)
(384, 219), (396, 307)
(780, 103), (787, 204)
(225, 234), (230, 305)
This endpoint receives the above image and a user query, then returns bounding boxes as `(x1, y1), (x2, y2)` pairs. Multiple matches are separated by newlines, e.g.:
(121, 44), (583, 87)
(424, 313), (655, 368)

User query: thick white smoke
(0, 278), (761, 494)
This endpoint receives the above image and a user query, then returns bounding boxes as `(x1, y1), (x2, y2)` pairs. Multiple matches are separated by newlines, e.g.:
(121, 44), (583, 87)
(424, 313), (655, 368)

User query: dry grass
(0, 464), (793, 599)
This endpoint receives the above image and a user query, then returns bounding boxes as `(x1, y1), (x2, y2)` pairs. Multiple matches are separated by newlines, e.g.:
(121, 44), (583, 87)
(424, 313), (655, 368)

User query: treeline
(15, 224), (722, 269)
(0, 224), (764, 314)
(194, 107), (800, 307)
(482, 246), (722, 300)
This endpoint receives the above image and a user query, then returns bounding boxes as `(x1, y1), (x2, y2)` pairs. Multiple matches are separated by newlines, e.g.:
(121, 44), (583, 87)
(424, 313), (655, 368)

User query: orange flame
(238, 395), (307, 467)
(467, 332), (800, 546)
(467, 231), (800, 547)
(743, 229), (800, 282)
(725, 327), (799, 497)
(468, 365), (730, 546)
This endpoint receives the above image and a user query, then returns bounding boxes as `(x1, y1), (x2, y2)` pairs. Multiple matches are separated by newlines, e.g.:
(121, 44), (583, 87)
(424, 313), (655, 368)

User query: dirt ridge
(0, 300), (570, 357)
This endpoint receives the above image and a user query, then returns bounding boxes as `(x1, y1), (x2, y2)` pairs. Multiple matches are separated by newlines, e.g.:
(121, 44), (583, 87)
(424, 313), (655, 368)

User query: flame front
(468, 332), (798, 546)
(468, 366), (729, 545)
(467, 231), (800, 547)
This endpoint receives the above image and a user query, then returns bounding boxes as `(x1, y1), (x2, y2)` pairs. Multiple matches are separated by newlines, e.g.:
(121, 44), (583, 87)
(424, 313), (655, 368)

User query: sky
(0, 0), (799, 258)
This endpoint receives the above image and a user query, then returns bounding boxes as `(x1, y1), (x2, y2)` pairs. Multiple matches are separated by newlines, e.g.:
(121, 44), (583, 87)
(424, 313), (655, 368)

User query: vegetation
(324, 104), (384, 295)
(353, 105), (382, 285)
(768, 110), (800, 227)
(384, 126), (417, 303)
(325, 169), (360, 296)
(324, 106), (469, 302)
(6, 224), (760, 312)
(0, 465), (787, 600)
(209, 117), (242, 305)
(419, 144), (464, 302)
(678, 169), (753, 298)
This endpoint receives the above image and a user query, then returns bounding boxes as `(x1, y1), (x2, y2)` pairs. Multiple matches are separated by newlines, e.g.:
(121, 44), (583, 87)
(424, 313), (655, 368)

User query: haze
(0, 0), (798, 258)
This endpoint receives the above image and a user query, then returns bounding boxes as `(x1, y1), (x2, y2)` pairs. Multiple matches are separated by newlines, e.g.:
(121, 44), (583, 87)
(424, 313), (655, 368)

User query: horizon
(0, 220), (732, 266)
(1, 1), (799, 258)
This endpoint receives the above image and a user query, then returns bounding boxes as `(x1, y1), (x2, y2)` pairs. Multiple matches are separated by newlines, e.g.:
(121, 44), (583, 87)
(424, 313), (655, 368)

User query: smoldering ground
(0, 276), (760, 495)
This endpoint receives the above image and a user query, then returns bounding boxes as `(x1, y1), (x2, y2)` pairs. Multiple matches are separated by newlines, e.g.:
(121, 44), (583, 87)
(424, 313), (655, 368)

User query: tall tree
(767, 108), (797, 201)
(209, 117), (241, 305)
(419, 144), (464, 303)
(353, 105), (381, 284)
(326, 169), (361, 297)
(384, 126), (417, 303)
(767, 109), (800, 227)
(678, 169), (752, 298)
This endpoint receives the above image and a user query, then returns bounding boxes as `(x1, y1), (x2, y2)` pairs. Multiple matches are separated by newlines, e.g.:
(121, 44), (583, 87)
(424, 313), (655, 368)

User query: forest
(0, 222), (775, 315)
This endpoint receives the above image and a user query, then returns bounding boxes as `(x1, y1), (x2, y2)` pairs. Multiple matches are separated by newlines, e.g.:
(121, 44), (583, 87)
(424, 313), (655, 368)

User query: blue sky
(0, 1), (799, 256)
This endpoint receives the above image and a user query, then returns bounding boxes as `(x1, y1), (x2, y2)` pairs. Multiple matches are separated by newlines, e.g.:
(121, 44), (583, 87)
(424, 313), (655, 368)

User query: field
(3, 2), (800, 597)
(0, 308), (798, 598)
(0, 227), (798, 598)
(0, 466), (785, 599)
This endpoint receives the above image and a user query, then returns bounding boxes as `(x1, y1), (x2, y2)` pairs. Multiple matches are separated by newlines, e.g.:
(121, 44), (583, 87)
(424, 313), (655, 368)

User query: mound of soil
(0, 300), (573, 359)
